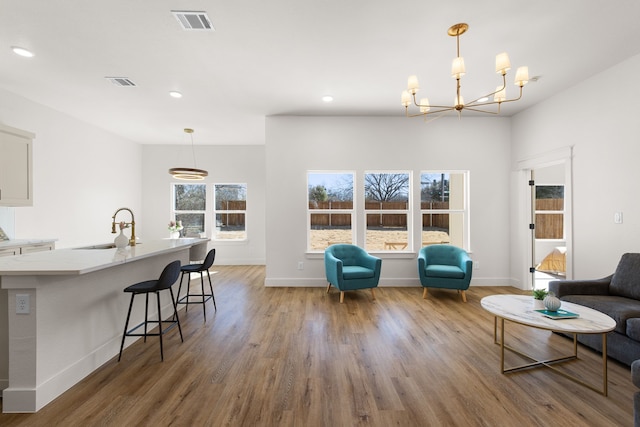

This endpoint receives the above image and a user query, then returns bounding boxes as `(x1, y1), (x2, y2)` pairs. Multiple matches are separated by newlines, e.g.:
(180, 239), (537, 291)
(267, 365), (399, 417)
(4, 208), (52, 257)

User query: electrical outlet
(297, 261), (304, 270)
(474, 261), (480, 270)
(16, 294), (30, 314)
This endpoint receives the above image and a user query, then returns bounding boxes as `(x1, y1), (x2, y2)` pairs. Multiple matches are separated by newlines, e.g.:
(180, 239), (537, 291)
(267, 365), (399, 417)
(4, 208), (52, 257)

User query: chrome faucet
(111, 207), (136, 246)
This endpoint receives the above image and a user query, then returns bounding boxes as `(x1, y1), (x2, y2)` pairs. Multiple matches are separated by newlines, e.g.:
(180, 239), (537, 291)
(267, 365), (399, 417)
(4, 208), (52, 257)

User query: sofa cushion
(424, 265), (465, 279)
(610, 253), (640, 299)
(561, 295), (640, 335)
(628, 319), (640, 342)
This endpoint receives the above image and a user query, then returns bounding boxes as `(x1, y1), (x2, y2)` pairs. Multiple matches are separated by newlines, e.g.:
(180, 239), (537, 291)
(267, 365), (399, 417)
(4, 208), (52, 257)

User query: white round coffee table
(481, 294), (616, 395)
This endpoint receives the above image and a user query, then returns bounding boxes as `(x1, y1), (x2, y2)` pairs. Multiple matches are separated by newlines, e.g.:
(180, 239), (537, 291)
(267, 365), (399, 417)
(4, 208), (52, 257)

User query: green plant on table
(532, 288), (549, 300)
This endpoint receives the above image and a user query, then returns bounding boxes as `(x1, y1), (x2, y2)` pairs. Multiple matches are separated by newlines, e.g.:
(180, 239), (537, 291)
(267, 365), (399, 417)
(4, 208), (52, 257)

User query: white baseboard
(264, 277), (515, 287)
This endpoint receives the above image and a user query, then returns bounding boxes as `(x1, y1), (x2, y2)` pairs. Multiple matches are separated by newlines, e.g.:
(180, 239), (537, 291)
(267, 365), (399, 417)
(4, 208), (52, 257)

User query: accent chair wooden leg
(340, 291), (345, 303)
(326, 283), (331, 293)
(460, 290), (467, 303)
(371, 288), (376, 300)
(422, 287), (428, 299)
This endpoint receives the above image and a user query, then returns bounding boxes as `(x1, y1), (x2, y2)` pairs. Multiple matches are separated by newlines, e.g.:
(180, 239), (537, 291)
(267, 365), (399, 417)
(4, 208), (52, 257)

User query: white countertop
(0, 238), (208, 276)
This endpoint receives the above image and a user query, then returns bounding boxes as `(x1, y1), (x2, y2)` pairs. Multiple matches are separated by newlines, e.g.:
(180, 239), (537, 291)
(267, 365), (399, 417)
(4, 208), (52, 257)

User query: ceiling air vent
(105, 77), (136, 87)
(172, 10), (214, 31)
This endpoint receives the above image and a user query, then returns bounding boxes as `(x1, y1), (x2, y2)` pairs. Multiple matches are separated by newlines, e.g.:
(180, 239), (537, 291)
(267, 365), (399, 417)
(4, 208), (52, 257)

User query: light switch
(614, 212), (623, 224)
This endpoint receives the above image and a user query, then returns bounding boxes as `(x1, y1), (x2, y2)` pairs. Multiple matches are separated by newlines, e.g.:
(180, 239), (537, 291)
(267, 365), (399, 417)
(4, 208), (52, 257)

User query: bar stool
(118, 260), (183, 362)
(176, 248), (216, 320)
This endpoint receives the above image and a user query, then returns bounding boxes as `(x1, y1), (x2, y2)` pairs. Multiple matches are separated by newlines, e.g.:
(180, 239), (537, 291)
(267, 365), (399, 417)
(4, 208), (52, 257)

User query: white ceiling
(1, 0), (639, 145)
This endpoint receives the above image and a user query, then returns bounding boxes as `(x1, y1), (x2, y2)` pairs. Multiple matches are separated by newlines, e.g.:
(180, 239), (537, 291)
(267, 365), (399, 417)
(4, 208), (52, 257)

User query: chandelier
(401, 23), (529, 119)
(168, 128), (208, 180)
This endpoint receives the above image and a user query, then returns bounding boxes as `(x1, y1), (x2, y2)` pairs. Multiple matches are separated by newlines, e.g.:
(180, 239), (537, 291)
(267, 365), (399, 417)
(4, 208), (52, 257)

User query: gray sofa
(549, 253), (640, 366)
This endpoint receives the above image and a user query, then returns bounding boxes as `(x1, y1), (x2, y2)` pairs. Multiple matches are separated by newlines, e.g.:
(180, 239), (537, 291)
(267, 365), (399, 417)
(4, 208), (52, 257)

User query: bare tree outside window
(420, 171), (468, 248)
(364, 172), (410, 251)
(364, 173), (409, 202)
(173, 184), (206, 237)
(307, 172), (354, 250)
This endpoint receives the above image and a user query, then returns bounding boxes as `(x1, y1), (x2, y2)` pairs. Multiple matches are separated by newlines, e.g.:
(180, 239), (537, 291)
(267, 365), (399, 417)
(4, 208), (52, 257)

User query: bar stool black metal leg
(118, 293), (136, 362)
(176, 272), (186, 305)
(200, 272), (207, 320)
(156, 291), (164, 361)
(207, 270), (216, 310)
(144, 293), (149, 342)
(169, 287), (183, 342)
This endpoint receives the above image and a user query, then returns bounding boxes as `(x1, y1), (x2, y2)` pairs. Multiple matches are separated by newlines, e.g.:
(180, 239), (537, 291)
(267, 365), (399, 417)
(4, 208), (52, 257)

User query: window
(420, 171), (469, 249)
(364, 172), (411, 251)
(535, 185), (564, 239)
(172, 183), (206, 237)
(214, 184), (247, 240)
(307, 172), (354, 251)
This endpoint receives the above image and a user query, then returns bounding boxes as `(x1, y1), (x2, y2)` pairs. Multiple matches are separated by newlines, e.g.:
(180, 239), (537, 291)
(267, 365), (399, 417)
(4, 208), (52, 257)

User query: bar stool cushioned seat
(118, 259), (183, 361)
(176, 248), (217, 320)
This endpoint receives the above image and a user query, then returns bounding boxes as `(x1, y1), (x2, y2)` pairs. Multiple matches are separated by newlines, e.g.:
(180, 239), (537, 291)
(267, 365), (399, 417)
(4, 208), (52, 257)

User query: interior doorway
(530, 164), (568, 290)
(517, 147), (573, 291)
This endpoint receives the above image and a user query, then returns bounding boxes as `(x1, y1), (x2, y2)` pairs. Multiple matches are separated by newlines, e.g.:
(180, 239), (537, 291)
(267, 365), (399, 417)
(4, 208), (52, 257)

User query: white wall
(0, 89), (141, 248)
(511, 53), (640, 280)
(141, 145), (266, 265)
(265, 116), (512, 287)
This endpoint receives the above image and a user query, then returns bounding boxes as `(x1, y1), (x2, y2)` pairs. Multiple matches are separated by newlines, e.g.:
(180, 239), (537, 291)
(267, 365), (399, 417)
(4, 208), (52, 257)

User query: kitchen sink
(73, 243), (117, 250)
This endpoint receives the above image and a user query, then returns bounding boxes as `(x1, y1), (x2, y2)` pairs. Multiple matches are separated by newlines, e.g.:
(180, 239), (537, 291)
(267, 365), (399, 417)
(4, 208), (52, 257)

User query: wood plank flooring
(0, 265), (635, 426)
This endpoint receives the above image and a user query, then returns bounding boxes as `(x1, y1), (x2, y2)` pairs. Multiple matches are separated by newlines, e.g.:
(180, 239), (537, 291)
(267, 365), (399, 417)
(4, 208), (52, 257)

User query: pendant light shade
(169, 128), (208, 180)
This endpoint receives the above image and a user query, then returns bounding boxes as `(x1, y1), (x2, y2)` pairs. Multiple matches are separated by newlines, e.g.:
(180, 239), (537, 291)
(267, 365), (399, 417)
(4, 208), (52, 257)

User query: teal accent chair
(325, 244), (382, 303)
(418, 244), (473, 302)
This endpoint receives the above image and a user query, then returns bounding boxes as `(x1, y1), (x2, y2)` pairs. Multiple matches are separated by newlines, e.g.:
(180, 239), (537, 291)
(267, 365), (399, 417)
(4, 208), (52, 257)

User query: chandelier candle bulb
(494, 86), (506, 102)
(419, 98), (430, 113)
(495, 52), (511, 74)
(451, 57), (466, 78)
(401, 90), (411, 107)
(407, 75), (420, 94)
(515, 66), (530, 86)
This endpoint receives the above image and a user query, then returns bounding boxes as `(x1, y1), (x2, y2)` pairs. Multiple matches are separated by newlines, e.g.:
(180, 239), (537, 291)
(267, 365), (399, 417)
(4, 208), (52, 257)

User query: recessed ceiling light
(11, 46), (34, 58)
(322, 95), (334, 103)
(169, 91), (183, 98)
(477, 97), (489, 103)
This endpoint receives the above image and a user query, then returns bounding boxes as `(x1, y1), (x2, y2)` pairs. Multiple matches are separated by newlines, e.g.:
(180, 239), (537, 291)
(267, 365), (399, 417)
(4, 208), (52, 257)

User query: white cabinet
(20, 242), (54, 254)
(0, 124), (34, 207)
(0, 241), (54, 257)
(0, 248), (18, 257)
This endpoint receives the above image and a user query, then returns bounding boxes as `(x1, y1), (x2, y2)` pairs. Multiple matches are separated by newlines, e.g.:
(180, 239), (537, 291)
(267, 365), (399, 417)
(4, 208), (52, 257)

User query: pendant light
(169, 128), (208, 180)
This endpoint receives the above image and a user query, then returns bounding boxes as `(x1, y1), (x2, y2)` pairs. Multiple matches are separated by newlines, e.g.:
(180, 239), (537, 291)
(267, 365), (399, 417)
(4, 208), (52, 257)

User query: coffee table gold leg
(500, 317), (505, 373)
(602, 333), (608, 396)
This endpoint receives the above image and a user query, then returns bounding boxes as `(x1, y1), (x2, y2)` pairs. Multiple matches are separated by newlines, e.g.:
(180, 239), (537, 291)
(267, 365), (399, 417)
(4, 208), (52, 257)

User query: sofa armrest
(548, 275), (612, 298)
(632, 359), (640, 388)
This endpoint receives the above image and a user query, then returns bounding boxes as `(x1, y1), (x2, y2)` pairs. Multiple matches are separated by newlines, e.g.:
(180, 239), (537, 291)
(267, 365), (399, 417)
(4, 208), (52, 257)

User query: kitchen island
(0, 238), (208, 413)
